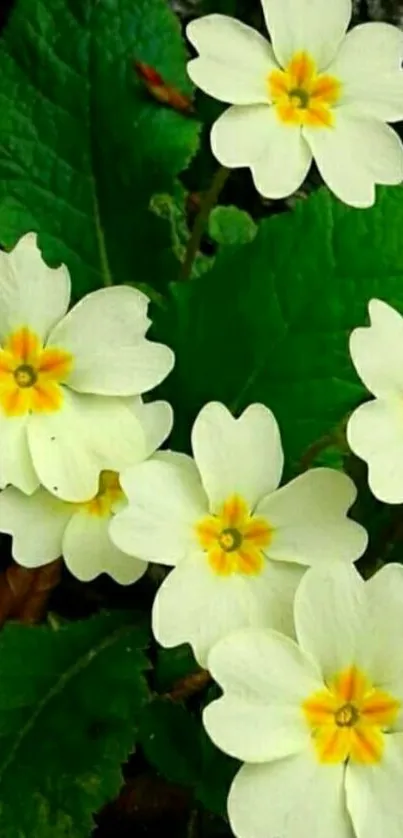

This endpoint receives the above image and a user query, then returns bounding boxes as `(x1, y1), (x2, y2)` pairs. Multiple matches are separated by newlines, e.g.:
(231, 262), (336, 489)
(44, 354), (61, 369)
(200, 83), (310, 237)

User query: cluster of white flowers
(186, 0), (403, 207)
(1, 230), (403, 837)
(0, 233), (175, 583)
(204, 562), (403, 838)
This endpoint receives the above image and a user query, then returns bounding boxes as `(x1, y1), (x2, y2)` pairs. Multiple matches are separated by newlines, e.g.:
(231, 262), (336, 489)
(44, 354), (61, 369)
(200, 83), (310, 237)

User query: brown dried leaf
(134, 60), (195, 114)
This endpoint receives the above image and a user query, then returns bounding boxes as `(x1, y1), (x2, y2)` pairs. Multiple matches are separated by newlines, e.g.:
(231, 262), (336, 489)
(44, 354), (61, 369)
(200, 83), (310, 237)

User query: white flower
(0, 399), (173, 584)
(110, 401), (367, 666)
(204, 563), (403, 838)
(0, 233), (174, 501)
(347, 299), (403, 504)
(186, 0), (403, 207)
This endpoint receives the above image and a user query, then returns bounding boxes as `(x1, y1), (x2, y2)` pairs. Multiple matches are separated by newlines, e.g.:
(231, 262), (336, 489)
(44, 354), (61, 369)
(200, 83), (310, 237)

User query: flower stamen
(303, 666), (400, 764)
(288, 87), (310, 109)
(335, 702), (359, 728)
(0, 327), (72, 416)
(218, 527), (243, 552)
(13, 364), (38, 388)
(195, 495), (272, 576)
(268, 51), (341, 128)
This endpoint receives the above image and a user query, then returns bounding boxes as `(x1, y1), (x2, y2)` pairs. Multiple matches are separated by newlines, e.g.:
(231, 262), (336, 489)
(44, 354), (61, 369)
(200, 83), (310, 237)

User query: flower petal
(62, 511), (147, 584)
(0, 233), (71, 343)
(153, 557), (305, 667)
(349, 299), (403, 399)
(0, 413), (39, 494)
(294, 564), (364, 681)
(187, 14), (278, 105)
(48, 286), (174, 396)
(203, 696), (307, 763)
(331, 23), (403, 121)
(261, 0), (352, 69)
(257, 468), (368, 566)
(129, 397), (173, 457)
(228, 752), (352, 838)
(0, 485), (71, 566)
(251, 125), (312, 199)
(355, 564), (403, 701)
(207, 623), (322, 701)
(27, 388), (147, 502)
(304, 112), (403, 208)
(191, 402), (283, 512)
(347, 399), (403, 505)
(346, 733), (403, 838)
(111, 454), (207, 565)
(212, 105), (312, 198)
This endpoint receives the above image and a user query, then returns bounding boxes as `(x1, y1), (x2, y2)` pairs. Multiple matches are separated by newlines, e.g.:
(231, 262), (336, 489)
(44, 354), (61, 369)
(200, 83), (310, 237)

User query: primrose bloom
(0, 399), (173, 584)
(187, 0), (403, 207)
(0, 233), (174, 501)
(347, 299), (403, 504)
(110, 401), (367, 666)
(204, 563), (403, 838)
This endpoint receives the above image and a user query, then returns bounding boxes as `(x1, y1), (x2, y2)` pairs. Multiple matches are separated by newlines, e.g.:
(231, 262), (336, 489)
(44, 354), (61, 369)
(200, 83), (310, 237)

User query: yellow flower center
(81, 470), (124, 518)
(268, 51), (341, 128)
(303, 666), (400, 764)
(335, 702), (359, 728)
(195, 495), (272, 576)
(0, 327), (73, 416)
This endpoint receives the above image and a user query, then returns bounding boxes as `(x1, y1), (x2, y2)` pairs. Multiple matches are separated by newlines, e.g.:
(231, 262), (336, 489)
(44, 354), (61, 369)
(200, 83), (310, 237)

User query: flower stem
(180, 166), (230, 280)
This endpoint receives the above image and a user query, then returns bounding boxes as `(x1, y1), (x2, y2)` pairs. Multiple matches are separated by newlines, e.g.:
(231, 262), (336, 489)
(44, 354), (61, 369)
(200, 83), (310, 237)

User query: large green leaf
(155, 186), (403, 471)
(0, 0), (199, 297)
(139, 698), (238, 817)
(0, 611), (149, 838)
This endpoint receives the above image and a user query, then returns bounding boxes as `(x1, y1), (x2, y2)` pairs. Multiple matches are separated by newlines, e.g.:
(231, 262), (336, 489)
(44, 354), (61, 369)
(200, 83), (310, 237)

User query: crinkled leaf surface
(0, 0), (199, 296)
(0, 611), (149, 838)
(155, 186), (403, 471)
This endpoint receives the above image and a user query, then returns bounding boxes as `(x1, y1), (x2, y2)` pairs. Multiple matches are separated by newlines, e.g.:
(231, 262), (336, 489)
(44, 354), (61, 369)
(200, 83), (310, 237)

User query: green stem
(299, 433), (335, 472)
(181, 166), (230, 280)
(187, 807), (200, 838)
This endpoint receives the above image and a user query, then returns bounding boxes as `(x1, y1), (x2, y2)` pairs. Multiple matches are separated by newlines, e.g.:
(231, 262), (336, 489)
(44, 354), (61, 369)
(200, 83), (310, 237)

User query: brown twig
(163, 668), (211, 702)
(0, 559), (62, 627)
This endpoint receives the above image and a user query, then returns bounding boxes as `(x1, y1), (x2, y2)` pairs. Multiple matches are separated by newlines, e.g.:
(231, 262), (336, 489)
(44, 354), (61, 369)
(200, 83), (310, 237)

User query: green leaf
(0, 611), (150, 838)
(139, 699), (238, 817)
(196, 715), (238, 817)
(0, 0), (199, 297)
(154, 644), (200, 693)
(140, 700), (202, 788)
(208, 206), (257, 246)
(154, 186), (403, 471)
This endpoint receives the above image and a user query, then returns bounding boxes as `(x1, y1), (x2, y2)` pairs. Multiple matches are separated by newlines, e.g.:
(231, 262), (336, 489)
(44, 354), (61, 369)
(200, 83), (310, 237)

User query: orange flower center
(303, 666), (400, 764)
(81, 470), (124, 518)
(0, 327), (72, 416)
(195, 495), (272, 576)
(268, 51), (341, 128)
